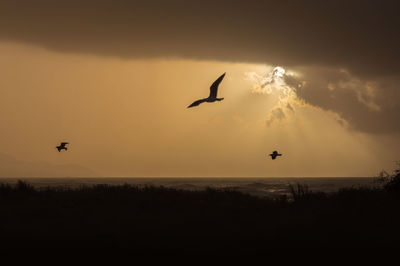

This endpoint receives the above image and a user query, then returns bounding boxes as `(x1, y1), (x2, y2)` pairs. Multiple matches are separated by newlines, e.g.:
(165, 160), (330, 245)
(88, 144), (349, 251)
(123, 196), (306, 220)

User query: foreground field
(0, 175), (399, 250)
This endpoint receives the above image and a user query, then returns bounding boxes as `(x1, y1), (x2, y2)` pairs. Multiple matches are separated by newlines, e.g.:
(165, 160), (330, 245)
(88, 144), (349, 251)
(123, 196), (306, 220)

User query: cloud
(248, 65), (400, 134)
(292, 67), (400, 134)
(286, 103), (295, 113)
(0, 0), (399, 77)
(0, 0), (399, 134)
(266, 107), (286, 127)
(247, 67), (301, 126)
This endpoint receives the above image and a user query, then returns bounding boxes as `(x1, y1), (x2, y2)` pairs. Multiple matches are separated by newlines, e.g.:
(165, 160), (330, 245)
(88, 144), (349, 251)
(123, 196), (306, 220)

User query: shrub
(15, 180), (36, 193)
(289, 183), (312, 201)
(376, 161), (400, 193)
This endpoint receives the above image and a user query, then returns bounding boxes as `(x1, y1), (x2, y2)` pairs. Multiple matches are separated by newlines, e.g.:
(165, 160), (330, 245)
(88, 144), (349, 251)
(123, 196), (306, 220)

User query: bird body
(269, 150), (282, 160)
(56, 142), (69, 152)
(188, 73), (225, 108)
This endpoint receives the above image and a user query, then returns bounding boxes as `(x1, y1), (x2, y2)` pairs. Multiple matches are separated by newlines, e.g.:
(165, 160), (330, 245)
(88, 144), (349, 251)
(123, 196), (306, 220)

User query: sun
(273, 66), (286, 78)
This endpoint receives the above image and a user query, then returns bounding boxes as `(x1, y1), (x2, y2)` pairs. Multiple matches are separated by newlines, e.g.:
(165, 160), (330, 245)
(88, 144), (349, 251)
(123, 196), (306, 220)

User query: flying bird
(56, 142), (69, 152)
(187, 73), (226, 108)
(269, 150), (282, 160)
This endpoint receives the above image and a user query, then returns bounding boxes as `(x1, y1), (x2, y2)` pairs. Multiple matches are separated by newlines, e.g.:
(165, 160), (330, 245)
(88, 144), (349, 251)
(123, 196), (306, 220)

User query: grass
(1, 164), (400, 250)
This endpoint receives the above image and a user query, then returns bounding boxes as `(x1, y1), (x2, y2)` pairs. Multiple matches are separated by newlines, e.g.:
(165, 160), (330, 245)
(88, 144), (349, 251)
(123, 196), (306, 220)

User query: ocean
(0, 177), (376, 197)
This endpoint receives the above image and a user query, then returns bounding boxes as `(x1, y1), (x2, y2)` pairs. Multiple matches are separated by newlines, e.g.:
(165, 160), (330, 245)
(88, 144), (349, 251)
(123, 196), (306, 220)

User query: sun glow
(245, 66), (298, 97)
(245, 66), (304, 128)
(273, 66), (286, 78)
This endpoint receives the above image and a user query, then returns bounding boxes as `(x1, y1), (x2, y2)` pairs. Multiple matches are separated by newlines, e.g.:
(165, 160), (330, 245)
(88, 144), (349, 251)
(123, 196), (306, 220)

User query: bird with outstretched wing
(188, 73), (226, 108)
(269, 150), (282, 160)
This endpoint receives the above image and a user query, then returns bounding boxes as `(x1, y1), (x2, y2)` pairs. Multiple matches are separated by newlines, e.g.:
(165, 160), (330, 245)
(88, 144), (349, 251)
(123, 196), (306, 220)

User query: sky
(0, 0), (399, 177)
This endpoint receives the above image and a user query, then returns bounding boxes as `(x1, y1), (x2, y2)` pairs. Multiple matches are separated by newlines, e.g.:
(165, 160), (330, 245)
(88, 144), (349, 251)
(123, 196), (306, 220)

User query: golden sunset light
(1, 0), (400, 251)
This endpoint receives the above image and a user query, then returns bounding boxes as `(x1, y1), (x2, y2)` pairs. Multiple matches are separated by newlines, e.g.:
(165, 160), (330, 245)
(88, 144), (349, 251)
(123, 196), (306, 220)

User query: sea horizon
(0, 176), (377, 198)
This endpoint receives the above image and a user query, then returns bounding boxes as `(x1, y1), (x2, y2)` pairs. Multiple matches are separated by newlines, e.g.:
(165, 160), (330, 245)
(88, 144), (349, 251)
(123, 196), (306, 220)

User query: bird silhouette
(187, 73), (226, 108)
(269, 150), (282, 160)
(56, 142), (69, 152)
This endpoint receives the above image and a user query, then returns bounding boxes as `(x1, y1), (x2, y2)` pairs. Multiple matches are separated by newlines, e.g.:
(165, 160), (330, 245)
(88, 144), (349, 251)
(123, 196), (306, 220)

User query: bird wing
(187, 98), (207, 108)
(61, 142), (69, 147)
(209, 73), (225, 99)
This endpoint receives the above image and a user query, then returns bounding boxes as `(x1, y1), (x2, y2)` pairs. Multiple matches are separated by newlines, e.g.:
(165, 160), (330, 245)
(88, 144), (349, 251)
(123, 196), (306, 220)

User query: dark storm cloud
(0, 0), (399, 76)
(285, 67), (400, 134)
(0, 0), (399, 133)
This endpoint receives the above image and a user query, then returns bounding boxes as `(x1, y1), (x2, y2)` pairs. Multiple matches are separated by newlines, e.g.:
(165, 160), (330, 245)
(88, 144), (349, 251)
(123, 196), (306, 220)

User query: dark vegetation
(1, 164), (400, 250)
